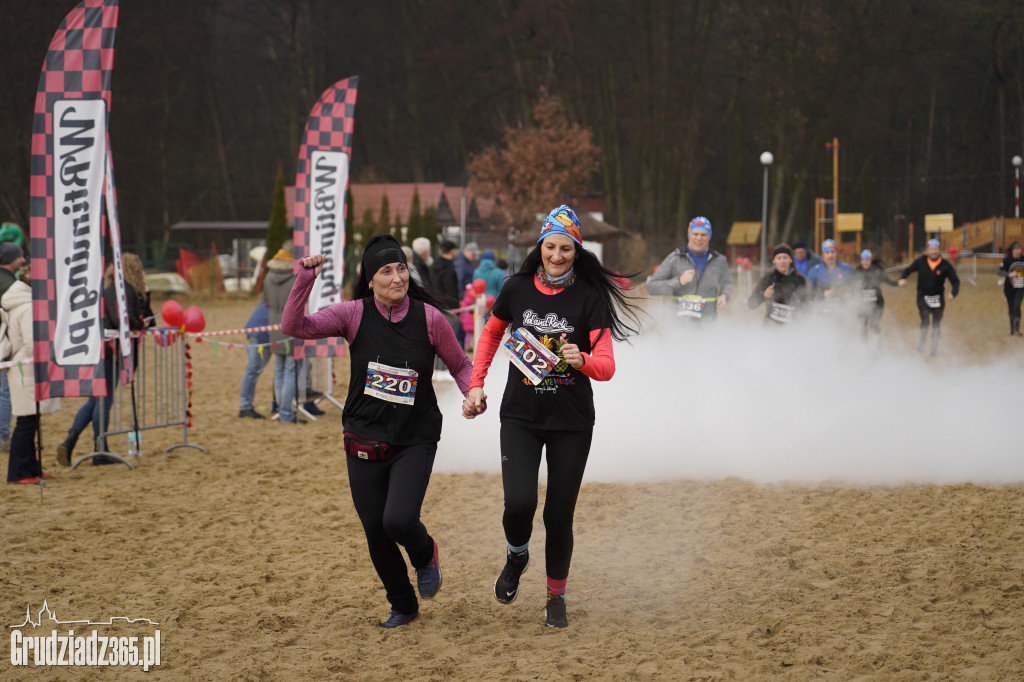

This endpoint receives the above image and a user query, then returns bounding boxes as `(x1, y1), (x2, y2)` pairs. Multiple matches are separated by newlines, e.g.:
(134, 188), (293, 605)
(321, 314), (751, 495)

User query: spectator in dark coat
(455, 241), (479, 295)
(411, 237), (434, 289)
(431, 240), (463, 369)
(431, 241), (460, 309)
(264, 241), (302, 424)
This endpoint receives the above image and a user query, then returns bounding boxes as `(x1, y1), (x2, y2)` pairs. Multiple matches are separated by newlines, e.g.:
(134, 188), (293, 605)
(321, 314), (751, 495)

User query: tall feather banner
(291, 77), (358, 359)
(104, 146), (133, 385)
(29, 0), (124, 400)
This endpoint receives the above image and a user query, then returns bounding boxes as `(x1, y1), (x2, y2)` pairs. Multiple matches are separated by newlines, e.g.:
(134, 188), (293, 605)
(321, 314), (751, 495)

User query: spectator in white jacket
(3, 267), (60, 483)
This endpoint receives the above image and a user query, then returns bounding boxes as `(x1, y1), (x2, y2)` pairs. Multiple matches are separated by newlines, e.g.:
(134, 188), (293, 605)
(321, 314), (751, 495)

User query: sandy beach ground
(3, 262), (1023, 680)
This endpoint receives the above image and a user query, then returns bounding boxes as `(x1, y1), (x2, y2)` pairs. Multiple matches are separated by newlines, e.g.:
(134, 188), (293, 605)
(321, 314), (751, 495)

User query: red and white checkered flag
(29, 0), (120, 400)
(291, 76), (358, 360)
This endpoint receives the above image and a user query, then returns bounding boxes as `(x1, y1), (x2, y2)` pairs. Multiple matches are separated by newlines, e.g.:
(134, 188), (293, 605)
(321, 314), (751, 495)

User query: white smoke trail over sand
(435, 300), (1022, 485)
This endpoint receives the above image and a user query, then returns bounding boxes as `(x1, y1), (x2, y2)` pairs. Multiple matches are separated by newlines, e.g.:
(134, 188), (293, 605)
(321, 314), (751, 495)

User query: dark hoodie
(748, 268), (809, 322)
(264, 251), (296, 355)
(431, 256), (459, 308)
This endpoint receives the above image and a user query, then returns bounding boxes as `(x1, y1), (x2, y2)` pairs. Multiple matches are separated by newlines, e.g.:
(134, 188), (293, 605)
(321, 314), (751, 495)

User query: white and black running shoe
(493, 550), (530, 604)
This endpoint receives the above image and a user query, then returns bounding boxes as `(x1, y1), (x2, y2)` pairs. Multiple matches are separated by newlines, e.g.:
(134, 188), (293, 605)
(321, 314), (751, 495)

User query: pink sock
(547, 577), (567, 598)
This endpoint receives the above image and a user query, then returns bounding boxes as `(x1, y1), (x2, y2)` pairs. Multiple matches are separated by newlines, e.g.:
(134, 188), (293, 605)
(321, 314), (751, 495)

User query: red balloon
(472, 278), (487, 295)
(161, 299), (184, 327)
(183, 306), (206, 333)
(484, 294), (495, 308)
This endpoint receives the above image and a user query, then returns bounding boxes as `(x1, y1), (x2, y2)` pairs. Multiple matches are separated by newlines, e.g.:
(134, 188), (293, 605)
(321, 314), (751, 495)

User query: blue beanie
(687, 216), (712, 237)
(481, 249), (495, 261)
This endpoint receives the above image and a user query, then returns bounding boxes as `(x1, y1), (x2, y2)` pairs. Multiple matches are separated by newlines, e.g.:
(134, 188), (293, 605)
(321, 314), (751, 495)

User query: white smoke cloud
(435, 298), (1022, 485)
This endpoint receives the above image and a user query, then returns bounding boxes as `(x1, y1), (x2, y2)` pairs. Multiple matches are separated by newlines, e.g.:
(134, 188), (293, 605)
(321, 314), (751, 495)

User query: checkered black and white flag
(291, 77), (358, 360)
(30, 0), (121, 400)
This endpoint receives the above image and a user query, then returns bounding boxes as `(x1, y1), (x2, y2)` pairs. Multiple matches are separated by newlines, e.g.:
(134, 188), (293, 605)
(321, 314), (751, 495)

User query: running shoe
(379, 610), (418, 629)
(494, 549), (530, 604)
(303, 401), (326, 416)
(545, 595), (568, 628)
(238, 409), (266, 419)
(416, 541), (442, 599)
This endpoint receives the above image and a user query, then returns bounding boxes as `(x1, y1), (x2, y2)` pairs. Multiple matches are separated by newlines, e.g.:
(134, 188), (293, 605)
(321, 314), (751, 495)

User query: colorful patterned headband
(821, 239), (837, 253)
(538, 205), (583, 245)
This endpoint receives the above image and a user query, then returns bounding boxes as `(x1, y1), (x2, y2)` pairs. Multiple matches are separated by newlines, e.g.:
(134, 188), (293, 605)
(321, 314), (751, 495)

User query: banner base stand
(69, 449), (135, 471)
(163, 443), (207, 454)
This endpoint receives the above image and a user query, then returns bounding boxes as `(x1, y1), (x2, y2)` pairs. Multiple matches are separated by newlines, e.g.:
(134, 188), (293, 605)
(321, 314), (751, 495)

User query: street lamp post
(1014, 155), (1023, 219)
(760, 151), (774, 272)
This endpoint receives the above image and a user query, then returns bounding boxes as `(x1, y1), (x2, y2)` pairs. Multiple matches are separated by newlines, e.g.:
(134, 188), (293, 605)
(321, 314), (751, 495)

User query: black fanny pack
(343, 432), (394, 461)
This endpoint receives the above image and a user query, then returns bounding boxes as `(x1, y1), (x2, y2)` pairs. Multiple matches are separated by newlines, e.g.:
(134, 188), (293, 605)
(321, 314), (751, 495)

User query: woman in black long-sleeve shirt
(898, 239), (960, 356)
(57, 254), (148, 465)
(854, 249), (898, 341)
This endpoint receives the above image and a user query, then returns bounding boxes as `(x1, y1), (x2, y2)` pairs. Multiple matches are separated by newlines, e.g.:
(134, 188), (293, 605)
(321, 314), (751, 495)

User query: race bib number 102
(364, 361), (418, 405)
(504, 327), (561, 385)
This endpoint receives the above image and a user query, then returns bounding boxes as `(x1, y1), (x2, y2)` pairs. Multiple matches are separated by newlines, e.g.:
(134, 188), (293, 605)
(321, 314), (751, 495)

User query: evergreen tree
(408, 188), (423, 241)
(343, 188), (356, 290)
(422, 206), (440, 243)
(378, 195), (391, 235)
(344, 188), (355, 242)
(360, 208), (375, 240)
(265, 166), (290, 257)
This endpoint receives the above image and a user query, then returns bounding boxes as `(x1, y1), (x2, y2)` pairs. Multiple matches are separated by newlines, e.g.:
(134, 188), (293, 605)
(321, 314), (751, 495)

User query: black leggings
(859, 304), (884, 337)
(917, 299), (944, 329)
(499, 423), (593, 581)
(7, 415), (40, 481)
(916, 298), (944, 351)
(346, 442), (437, 616)
(1005, 287), (1023, 320)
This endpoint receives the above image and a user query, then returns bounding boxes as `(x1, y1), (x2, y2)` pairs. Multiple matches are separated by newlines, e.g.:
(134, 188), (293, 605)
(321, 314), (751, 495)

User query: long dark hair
(354, 234), (448, 312)
(514, 241), (643, 342)
(1007, 241), (1022, 257)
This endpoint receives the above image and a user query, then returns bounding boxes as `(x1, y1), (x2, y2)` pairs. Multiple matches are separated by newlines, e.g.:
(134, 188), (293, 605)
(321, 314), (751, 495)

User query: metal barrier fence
(70, 329), (206, 469)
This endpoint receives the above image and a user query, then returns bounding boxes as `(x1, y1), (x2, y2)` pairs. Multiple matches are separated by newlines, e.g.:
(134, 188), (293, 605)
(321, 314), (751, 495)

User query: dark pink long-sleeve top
(281, 264), (473, 395)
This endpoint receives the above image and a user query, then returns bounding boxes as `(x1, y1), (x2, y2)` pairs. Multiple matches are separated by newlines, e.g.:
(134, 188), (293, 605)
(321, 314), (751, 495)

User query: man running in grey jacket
(645, 216), (733, 321)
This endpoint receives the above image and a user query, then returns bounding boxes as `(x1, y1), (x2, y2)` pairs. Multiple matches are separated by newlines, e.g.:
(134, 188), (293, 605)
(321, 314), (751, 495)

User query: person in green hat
(0, 223), (25, 248)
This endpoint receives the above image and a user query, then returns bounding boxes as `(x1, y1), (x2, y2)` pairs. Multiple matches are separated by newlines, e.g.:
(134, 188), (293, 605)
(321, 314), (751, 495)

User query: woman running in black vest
(998, 241), (1024, 336)
(463, 205), (642, 628)
(282, 235), (473, 629)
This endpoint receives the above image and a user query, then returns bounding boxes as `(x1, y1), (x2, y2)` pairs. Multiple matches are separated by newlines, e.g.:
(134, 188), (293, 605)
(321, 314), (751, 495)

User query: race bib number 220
(769, 302), (794, 323)
(364, 362), (418, 405)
